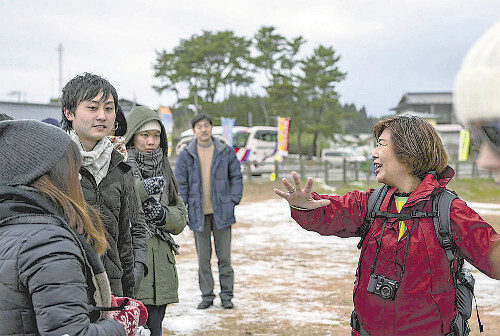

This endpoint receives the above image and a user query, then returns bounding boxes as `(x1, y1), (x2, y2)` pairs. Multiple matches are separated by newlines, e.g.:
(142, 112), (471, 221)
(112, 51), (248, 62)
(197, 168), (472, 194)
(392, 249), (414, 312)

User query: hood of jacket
(0, 184), (61, 225)
(124, 106), (168, 155)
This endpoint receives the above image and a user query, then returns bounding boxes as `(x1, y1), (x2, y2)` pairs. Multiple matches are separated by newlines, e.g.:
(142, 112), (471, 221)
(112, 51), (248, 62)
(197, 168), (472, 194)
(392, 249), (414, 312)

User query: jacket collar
(380, 165), (455, 210)
(110, 149), (131, 173)
(0, 184), (61, 225)
(186, 136), (228, 157)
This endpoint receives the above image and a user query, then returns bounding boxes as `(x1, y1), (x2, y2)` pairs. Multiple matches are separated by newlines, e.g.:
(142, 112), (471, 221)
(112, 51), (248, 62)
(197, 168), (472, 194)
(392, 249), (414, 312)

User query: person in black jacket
(60, 72), (148, 297)
(0, 120), (147, 335)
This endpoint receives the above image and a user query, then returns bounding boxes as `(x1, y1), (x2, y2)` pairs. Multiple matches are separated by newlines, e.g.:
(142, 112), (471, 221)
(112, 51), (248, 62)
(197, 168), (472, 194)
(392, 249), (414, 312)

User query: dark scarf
(128, 147), (163, 179)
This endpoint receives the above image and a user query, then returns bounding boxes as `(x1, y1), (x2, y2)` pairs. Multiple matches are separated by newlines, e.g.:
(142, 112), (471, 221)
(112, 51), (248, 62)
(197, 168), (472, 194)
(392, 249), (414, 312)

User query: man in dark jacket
(60, 72), (148, 297)
(175, 113), (243, 309)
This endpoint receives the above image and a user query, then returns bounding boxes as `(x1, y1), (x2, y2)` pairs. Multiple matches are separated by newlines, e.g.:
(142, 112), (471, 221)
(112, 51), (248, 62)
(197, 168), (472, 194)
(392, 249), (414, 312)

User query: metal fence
(241, 158), (492, 184)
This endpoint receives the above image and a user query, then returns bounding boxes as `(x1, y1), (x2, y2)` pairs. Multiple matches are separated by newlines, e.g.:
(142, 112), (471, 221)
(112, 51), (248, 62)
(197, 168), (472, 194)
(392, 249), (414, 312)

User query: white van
(233, 126), (278, 175)
(176, 126), (278, 175)
(321, 148), (366, 167)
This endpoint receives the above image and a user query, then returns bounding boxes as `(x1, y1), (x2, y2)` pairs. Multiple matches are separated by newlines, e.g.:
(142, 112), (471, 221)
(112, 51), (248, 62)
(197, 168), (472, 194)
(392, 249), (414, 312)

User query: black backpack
(358, 185), (483, 335)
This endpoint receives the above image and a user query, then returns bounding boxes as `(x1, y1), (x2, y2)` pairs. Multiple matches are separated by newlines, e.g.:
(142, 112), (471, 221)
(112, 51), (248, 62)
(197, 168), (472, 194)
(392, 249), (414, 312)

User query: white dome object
(454, 21), (500, 126)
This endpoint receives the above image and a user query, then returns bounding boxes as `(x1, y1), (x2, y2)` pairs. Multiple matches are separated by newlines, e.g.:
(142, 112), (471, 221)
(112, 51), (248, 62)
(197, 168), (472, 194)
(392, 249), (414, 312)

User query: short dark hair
(60, 72), (118, 131)
(373, 115), (448, 179)
(191, 113), (213, 128)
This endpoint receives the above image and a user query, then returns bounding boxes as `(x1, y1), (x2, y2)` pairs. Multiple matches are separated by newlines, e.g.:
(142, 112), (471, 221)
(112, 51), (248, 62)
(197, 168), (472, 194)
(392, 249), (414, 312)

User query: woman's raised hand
(273, 171), (330, 210)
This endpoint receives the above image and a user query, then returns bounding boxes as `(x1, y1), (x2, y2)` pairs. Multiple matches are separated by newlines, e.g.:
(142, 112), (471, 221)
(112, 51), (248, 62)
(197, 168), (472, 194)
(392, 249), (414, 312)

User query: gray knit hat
(0, 119), (73, 186)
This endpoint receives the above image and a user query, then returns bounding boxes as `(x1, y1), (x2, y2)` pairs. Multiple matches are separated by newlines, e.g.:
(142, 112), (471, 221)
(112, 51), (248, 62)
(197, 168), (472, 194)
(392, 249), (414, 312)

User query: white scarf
(70, 130), (114, 185)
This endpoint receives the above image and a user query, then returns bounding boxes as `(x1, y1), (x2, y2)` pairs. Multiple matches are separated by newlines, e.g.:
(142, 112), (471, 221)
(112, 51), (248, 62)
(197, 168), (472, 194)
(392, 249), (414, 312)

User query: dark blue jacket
(175, 137), (242, 232)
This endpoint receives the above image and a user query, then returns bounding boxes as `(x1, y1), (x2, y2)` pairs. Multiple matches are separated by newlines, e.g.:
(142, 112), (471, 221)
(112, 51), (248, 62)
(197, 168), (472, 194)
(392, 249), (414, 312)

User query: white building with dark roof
(391, 92), (455, 124)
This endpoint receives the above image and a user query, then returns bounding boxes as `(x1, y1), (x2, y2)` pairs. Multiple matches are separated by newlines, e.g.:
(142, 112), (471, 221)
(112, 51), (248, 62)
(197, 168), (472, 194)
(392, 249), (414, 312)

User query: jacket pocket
(220, 195), (235, 222)
(166, 248), (176, 265)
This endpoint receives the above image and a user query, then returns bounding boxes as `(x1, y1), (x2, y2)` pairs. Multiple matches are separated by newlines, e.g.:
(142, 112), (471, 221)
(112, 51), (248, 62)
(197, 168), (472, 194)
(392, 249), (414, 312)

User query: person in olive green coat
(125, 106), (187, 336)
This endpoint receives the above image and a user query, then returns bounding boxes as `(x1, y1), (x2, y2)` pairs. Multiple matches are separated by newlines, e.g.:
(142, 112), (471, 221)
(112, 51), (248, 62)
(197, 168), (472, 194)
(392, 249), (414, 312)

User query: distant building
(391, 92), (464, 159)
(118, 98), (144, 115)
(0, 101), (61, 121)
(391, 92), (455, 124)
(0, 98), (145, 122)
(393, 110), (440, 125)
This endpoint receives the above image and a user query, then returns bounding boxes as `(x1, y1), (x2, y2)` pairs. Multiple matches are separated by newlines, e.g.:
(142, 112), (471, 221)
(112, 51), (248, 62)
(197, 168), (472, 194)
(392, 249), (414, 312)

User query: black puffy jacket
(80, 149), (147, 297)
(0, 184), (125, 335)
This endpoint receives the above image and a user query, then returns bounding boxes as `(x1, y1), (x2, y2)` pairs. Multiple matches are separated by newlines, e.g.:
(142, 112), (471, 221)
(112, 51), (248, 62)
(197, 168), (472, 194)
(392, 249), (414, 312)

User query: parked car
(321, 148), (366, 167)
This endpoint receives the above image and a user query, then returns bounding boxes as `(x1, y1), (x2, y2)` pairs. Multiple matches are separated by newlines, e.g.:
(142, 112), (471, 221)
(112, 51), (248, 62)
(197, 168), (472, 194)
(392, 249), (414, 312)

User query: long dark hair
(31, 141), (108, 255)
(114, 104), (128, 136)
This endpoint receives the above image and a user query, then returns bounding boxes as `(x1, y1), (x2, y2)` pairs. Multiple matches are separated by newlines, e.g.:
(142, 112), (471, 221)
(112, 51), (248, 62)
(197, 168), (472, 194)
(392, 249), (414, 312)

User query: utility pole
(8, 90), (23, 102)
(57, 43), (63, 95)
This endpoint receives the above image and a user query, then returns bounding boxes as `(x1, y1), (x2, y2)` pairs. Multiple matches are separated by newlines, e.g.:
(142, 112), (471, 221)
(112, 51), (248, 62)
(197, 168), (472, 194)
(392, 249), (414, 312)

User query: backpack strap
(358, 185), (389, 249)
(433, 189), (485, 332)
(432, 189), (458, 263)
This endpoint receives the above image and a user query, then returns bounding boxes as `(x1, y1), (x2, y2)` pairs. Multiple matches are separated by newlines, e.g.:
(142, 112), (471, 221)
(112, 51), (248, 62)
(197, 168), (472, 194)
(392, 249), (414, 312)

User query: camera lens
(379, 285), (394, 299)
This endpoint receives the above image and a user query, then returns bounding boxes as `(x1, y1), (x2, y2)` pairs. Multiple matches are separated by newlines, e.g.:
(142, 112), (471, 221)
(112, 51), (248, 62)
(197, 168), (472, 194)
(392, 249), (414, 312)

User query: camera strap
(369, 216), (411, 284)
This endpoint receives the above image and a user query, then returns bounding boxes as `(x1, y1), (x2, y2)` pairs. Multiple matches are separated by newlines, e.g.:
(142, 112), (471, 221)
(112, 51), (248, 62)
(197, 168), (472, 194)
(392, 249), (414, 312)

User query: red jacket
(291, 166), (499, 336)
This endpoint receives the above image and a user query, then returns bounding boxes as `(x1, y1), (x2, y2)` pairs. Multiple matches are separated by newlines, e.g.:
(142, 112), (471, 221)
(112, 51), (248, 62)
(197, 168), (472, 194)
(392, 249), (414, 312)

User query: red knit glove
(107, 296), (148, 336)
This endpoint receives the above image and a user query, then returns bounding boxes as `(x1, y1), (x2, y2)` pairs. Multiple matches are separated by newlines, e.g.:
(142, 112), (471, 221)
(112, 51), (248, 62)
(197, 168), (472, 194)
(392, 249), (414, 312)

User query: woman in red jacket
(275, 115), (500, 336)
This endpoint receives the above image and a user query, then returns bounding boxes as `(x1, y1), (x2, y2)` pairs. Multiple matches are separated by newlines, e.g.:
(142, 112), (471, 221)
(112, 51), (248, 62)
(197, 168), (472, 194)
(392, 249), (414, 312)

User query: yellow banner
(278, 117), (290, 156)
(458, 129), (470, 161)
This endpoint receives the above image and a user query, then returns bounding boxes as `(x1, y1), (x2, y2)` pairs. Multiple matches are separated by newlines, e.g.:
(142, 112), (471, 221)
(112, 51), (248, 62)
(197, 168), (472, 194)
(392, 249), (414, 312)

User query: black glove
(142, 176), (165, 196)
(133, 262), (145, 296)
(143, 197), (165, 224)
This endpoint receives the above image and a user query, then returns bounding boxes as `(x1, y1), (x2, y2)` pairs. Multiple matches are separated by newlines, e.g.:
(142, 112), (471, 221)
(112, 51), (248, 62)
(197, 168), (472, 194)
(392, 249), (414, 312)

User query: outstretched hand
(273, 171), (330, 210)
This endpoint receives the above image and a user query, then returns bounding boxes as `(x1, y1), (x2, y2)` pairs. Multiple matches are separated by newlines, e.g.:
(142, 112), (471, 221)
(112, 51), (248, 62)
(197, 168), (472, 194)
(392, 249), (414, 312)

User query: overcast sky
(1, 1), (498, 117)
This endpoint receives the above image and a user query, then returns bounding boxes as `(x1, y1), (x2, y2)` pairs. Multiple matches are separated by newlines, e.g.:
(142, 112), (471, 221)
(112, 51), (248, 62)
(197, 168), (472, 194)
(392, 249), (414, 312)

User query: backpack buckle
(441, 237), (453, 250)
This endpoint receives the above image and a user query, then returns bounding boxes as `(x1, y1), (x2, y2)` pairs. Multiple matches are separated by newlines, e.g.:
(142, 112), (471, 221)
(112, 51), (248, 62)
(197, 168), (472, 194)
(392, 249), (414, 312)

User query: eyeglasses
(470, 121), (500, 148)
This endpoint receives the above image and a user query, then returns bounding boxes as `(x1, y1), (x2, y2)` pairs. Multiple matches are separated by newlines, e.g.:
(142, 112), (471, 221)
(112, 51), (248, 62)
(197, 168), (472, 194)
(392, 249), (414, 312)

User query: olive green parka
(125, 106), (187, 305)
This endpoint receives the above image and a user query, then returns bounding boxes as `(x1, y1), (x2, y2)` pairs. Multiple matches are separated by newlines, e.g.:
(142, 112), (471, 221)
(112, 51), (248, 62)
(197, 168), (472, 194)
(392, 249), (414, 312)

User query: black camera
(367, 273), (399, 300)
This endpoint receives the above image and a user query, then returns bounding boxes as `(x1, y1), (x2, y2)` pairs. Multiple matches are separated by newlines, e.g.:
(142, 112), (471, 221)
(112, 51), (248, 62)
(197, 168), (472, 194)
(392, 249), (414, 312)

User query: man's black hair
(191, 113), (213, 128)
(60, 72), (118, 131)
